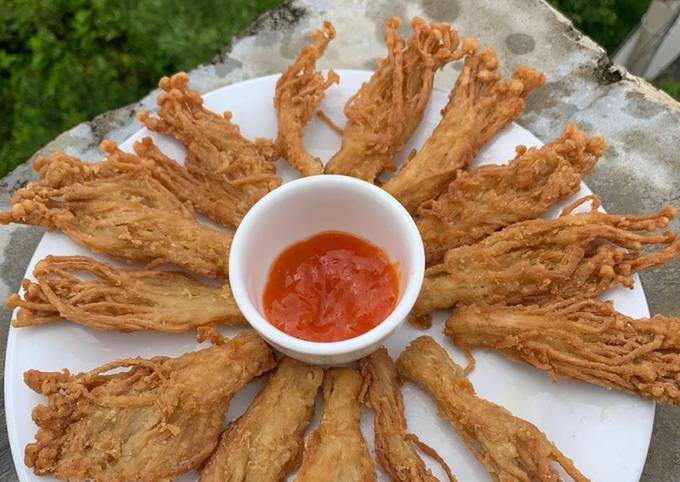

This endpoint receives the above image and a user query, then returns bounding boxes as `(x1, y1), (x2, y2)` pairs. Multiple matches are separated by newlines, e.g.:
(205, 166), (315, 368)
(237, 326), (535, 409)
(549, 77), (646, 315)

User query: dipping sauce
(263, 231), (399, 342)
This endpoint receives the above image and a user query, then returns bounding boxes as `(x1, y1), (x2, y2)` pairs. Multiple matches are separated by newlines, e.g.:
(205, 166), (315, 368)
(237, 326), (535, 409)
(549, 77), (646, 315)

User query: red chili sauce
(263, 231), (399, 342)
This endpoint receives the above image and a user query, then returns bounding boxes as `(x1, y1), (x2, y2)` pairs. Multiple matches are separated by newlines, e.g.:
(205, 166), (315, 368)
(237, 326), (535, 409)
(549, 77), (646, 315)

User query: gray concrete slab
(2, 0), (680, 480)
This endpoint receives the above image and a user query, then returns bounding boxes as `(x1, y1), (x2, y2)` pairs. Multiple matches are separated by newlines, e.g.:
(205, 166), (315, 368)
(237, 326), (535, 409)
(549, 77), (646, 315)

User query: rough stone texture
(2, 0), (680, 480)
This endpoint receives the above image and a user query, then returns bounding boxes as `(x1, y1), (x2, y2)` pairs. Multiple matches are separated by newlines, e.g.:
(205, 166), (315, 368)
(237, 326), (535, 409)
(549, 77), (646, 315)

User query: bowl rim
(228, 174), (425, 357)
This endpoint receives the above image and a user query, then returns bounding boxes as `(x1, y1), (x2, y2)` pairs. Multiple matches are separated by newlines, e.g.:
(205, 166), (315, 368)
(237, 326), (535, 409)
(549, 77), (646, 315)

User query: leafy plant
(0, 0), (281, 177)
(654, 73), (680, 99)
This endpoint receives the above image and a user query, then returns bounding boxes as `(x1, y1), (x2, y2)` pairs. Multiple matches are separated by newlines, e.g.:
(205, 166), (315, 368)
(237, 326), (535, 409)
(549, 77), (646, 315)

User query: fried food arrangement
(325, 17), (477, 182)
(446, 298), (680, 405)
(295, 368), (376, 482)
(274, 21), (339, 176)
(139, 72), (281, 221)
(0, 144), (232, 279)
(7, 14), (679, 481)
(24, 332), (275, 481)
(360, 348), (454, 482)
(131, 137), (252, 227)
(200, 357), (323, 481)
(6, 255), (245, 332)
(418, 124), (607, 264)
(383, 49), (545, 213)
(412, 201), (680, 326)
(397, 336), (589, 482)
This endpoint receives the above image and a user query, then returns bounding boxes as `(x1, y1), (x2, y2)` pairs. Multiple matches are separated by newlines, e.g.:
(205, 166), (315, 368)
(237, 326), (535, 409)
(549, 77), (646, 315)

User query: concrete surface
(2, 0), (680, 480)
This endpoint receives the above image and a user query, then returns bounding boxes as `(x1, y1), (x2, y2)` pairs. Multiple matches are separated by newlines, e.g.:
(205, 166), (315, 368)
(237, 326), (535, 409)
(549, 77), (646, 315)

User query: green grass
(0, 0), (282, 177)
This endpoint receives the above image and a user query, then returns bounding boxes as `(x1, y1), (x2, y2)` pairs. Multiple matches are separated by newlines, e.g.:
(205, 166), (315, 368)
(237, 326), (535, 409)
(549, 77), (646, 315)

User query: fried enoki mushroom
(359, 347), (455, 482)
(325, 17), (477, 182)
(446, 298), (680, 405)
(295, 368), (376, 482)
(0, 145), (232, 279)
(418, 123), (607, 265)
(397, 336), (590, 482)
(411, 201), (680, 327)
(383, 49), (545, 213)
(274, 21), (339, 176)
(200, 357), (323, 482)
(23, 332), (276, 481)
(131, 137), (251, 228)
(6, 255), (245, 333)
(138, 72), (281, 210)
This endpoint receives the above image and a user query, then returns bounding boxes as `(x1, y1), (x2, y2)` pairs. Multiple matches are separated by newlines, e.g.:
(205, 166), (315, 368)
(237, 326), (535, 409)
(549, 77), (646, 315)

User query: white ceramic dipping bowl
(229, 175), (425, 364)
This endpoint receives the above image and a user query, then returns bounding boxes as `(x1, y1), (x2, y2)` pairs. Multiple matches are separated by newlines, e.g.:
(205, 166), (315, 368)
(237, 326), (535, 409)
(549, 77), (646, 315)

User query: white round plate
(5, 70), (653, 482)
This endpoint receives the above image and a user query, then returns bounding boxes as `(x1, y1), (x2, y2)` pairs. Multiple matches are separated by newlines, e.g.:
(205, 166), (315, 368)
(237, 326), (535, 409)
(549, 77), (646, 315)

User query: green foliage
(0, 0), (281, 177)
(547, 0), (652, 52)
(654, 74), (680, 100)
